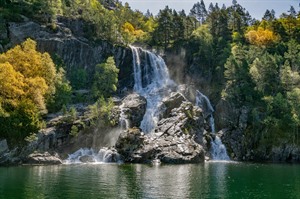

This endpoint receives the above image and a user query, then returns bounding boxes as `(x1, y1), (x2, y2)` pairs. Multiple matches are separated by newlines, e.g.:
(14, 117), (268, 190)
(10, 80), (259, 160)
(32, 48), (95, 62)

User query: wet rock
(161, 92), (186, 118)
(218, 128), (244, 160)
(25, 152), (62, 165)
(116, 100), (205, 164)
(115, 127), (144, 160)
(121, 94), (147, 128)
(79, 155), (95, 163)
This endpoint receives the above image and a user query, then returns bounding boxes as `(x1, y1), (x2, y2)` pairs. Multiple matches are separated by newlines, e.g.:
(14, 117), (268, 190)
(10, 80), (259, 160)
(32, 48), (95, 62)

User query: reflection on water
(0, 162), (300, 199)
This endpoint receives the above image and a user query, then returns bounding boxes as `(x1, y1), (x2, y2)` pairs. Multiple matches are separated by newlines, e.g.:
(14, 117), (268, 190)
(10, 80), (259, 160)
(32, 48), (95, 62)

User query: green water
(0, 162), (299, 199)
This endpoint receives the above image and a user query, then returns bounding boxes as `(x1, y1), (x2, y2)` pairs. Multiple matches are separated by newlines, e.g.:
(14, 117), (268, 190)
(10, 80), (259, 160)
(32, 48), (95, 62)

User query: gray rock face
(270, 145), (300, 162)
(215, 99), (237, 130)
(25, 152), (62, 165)
(6, 20), (134, 91)
(115, 128), (145, 161)
(121, 93), (147, 128)
(0, 139), (8, 154)
(0, 44), (4, 53)
(214, 100), (250, 160)
(161, 92), (186, 118)
(219, 129), (244, 160)
(116, 101), (205, 164)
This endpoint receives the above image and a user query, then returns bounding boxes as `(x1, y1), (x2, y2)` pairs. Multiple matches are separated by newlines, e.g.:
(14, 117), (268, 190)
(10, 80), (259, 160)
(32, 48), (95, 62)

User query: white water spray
(195, 90), (230, 161)
(119, 103), (130, 130)
(64, 148), (122, 164)
(130, 46), (174, 133)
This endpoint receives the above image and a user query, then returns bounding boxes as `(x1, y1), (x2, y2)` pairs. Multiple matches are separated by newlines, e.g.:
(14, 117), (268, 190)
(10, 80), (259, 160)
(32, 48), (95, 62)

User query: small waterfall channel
(195, 90), (230, 161)
(130, 46), (174, 133)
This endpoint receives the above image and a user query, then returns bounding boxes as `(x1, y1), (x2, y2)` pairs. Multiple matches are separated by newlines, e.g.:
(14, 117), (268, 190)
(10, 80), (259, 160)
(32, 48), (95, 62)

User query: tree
(263, 9), (275, 21)
(190, 0), (207, 24)
(0, 38), (57, 113)
(284, 40), (300, 71)
(249, 53), (280, 95)
(92, 57), (119, 99)
(152, 6), (173, 50)
(223, 45), (256, 105)
(245, 27), (278, 47)
(0, 39), (61, 143)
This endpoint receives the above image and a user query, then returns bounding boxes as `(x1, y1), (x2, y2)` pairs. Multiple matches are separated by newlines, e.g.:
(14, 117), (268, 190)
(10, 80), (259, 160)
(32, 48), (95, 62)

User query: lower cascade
(195, 90), (230, 161)
(64, 148), (122, 164)
(211, 136), (230, 161)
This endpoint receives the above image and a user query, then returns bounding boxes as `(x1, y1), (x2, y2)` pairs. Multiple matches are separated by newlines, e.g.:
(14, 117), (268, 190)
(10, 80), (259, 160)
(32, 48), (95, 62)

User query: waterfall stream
(195, 90), (230, 161)
(130, 46), (174, 133)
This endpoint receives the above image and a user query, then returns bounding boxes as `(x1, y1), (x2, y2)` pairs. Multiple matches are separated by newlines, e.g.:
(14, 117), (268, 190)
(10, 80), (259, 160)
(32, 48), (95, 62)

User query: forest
(0, 0), (300, 149)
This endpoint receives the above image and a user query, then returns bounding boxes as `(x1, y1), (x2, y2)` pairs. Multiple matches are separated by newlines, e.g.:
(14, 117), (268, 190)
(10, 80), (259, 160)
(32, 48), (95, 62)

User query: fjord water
(1, 163), (300, 199)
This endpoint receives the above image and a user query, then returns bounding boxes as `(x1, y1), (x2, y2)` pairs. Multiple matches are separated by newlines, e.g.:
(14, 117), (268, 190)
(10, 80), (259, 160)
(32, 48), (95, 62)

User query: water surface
(0, 162), (299, 199)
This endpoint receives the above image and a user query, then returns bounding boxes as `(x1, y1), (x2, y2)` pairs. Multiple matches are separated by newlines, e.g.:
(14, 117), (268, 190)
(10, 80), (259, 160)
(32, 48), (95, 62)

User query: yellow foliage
(122, 22), (146, 44)
(245, 27), (278, 46)
(123, 22), (135, 33)
(0, 38), (57, 113)
(0, 62), (25, 107)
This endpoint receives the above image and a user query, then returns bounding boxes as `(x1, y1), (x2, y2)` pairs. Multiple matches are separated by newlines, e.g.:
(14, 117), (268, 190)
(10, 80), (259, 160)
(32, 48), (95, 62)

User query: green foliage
(88, 96), (115, 126)
(24, 132), (38, 143)
(47, 67), (72, 113)
(92, 57), (119, 99)
(70, 125), (79, 137)
(69, 106), (77, 121)
(68, 68), (89, 90)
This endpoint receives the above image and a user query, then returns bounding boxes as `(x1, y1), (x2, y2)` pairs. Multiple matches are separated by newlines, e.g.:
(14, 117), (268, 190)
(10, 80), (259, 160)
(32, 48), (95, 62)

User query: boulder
(161, 92), (186, 118)
(116, 101), (205, 164)
(115, 127), (145, 161)
(25, 152), (62, 165)
(121, 94), (147, 128)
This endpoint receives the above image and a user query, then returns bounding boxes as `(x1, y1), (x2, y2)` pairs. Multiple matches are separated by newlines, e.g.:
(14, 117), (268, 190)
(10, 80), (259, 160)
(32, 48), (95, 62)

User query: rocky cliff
(1, 16), (134, 91)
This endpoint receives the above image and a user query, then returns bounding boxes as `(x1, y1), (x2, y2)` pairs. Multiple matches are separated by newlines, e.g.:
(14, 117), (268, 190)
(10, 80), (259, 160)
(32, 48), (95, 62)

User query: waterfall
(195, 90), (230, 161)
(211, 137), (230, 161)
(64, 148), (122, 164)
(119, 103), (129, 130)
(130, 46), (174, 133)
(195, 90), (215, 133)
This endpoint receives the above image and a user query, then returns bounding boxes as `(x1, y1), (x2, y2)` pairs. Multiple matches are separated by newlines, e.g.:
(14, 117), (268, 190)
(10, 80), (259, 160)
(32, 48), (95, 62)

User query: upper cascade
(130, 46), (175, 133)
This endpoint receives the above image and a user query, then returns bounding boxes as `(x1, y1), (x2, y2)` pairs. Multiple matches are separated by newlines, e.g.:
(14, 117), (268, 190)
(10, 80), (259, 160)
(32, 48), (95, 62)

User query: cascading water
(119, 103), (130, 130)
(195, 90), (215, 133)
(130, 46), (174, 133)
(64, 148), (122, 164)
(195, 90), (230, 161)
